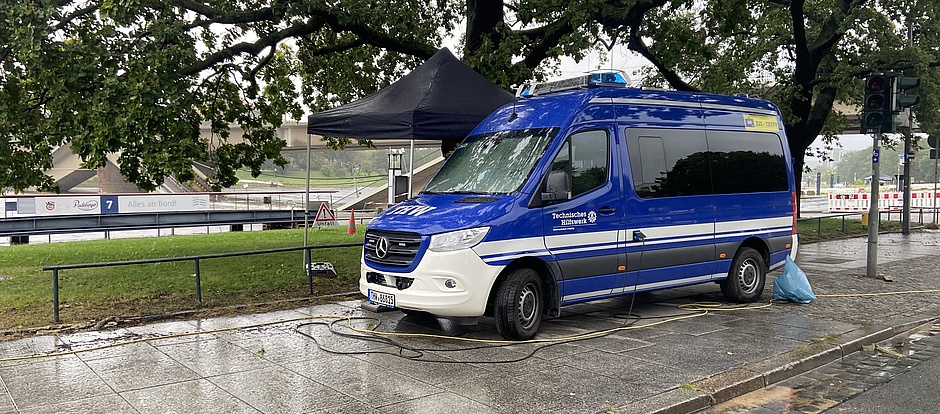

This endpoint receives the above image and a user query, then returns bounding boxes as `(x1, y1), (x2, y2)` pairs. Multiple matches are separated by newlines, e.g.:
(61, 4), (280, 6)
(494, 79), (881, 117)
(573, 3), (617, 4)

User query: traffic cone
(347, 209), (357, 234)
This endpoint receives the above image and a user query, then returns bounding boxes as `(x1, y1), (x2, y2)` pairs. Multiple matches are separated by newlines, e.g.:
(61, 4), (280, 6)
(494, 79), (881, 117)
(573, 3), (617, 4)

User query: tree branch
(180, 18), (328, 77)
(54, 3), (99, 31)
(790, 0), (809, 79)
(315, 10), (437, 59)
(517, 16), (576, 69)
(806, 0), (867, 65)
(626, 29), (698, 91)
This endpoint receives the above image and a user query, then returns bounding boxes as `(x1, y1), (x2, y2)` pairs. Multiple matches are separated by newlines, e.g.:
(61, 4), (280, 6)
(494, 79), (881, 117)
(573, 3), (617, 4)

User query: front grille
(364, 230), (422, 267)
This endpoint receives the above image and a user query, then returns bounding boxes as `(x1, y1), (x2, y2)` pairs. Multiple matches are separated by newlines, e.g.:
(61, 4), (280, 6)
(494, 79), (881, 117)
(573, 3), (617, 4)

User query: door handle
(598, 207), (616, 214)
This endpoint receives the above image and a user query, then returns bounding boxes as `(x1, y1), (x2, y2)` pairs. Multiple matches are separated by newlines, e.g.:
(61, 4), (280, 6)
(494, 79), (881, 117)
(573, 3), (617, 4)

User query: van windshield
(424, 128), (559, 195)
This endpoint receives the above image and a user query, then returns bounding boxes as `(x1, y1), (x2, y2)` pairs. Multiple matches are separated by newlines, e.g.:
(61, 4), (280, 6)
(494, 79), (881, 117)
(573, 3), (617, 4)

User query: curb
(619, 313), (940, 414)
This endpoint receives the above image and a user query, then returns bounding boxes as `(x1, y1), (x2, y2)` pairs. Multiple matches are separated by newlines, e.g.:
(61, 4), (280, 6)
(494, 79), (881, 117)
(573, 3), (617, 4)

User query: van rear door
(540, 128), (626, 304)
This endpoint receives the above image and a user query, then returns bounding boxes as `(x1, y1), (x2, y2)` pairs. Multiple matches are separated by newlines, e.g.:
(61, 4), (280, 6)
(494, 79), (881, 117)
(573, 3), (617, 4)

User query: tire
(494, 268), (544, 340)
(720, 247), (766, 303)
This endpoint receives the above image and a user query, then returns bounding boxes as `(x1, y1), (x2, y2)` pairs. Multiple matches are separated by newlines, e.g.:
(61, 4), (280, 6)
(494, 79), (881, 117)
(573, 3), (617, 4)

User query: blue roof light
(588, 72), (628, 85)
(516, 71), (630, 98)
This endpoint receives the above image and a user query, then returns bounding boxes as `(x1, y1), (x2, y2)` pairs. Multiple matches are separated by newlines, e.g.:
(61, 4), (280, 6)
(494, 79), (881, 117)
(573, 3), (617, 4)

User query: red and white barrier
(829, 191), (940, 212)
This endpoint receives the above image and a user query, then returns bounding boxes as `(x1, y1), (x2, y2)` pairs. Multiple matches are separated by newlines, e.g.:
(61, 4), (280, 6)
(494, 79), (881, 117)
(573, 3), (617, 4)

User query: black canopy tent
(304, 47), (515, 210)
(305, 47), (515, 141)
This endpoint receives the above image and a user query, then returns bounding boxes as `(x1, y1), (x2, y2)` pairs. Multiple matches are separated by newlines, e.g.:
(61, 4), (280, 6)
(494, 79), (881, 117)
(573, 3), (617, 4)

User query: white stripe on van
(545, 230), (619, 249)
(633, 223), (715, 243)
(715, 217), (792, 233)
(474, 215), (792, 262)
(473, 236), (545, 257)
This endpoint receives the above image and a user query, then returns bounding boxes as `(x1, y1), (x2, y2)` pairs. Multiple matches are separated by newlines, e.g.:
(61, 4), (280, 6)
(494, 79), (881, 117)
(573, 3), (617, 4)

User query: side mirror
(541, 170), (571, 202)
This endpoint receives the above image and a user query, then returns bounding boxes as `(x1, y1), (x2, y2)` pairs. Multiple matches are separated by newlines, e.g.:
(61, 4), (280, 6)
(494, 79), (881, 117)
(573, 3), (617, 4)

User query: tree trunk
(466, 0), (503, 55)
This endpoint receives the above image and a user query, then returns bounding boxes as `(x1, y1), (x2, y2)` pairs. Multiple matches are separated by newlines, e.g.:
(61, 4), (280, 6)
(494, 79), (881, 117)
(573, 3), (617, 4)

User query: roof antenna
(508, 100), (518, 122)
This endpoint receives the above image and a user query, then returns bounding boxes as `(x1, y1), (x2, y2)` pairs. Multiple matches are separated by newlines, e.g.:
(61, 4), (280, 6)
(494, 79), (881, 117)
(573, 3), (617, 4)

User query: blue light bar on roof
(516, 71), (630, 98)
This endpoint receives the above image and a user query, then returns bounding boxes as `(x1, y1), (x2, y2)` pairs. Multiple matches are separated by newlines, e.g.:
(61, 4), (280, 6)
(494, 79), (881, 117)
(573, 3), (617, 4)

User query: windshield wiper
(453, 190), (507, 195)
(423, 190), (506, 196)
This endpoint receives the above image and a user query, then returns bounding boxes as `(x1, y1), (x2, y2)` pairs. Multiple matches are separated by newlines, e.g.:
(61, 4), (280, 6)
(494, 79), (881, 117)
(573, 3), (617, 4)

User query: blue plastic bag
(773, 256), (816, 304)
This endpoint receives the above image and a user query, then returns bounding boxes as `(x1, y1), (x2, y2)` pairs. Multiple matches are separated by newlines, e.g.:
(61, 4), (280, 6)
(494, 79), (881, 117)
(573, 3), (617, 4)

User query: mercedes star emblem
(375, 236), (390, 259)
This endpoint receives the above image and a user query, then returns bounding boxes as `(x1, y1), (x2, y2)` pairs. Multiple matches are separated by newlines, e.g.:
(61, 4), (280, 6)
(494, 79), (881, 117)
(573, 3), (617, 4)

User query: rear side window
(707, 131), (789, 193)
(626, 128), (788, 198)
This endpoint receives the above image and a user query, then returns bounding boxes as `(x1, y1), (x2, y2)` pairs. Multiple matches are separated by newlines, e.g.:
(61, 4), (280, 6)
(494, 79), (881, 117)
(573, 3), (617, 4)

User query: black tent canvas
(306, 48), (515, 141)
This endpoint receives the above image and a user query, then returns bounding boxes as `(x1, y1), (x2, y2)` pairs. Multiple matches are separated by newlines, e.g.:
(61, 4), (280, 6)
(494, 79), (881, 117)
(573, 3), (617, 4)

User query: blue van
(360, 73), (798, 340)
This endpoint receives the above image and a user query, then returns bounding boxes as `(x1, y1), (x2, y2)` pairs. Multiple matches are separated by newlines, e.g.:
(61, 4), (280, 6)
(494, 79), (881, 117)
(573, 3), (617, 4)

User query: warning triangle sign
(313, 202), (337, 223)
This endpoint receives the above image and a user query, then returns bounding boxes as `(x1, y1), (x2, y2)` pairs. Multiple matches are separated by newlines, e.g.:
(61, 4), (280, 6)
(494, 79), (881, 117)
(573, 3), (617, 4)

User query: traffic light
(894, 76), (920, 110)
(929, 135), (939, 160)
(861, 75), (891, 134)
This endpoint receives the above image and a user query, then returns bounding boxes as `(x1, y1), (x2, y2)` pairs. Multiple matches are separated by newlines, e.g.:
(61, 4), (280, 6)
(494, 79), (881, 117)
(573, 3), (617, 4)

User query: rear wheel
(494, 268), (544, 340)
(720, 247), (766, 303)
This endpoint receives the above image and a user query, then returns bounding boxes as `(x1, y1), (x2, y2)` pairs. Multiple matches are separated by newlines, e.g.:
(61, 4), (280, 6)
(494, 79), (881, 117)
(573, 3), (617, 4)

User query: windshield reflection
(423, 128), (559, 195)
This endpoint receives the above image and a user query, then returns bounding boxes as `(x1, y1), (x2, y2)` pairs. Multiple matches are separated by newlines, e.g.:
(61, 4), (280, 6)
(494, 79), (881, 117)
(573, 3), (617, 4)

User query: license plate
(368, 289), (396, 308)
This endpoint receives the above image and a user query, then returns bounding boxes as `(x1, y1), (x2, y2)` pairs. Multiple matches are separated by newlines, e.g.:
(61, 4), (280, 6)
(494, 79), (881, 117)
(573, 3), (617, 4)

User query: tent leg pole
(408, 139), (415, 198)
(304, 134), (311, 248)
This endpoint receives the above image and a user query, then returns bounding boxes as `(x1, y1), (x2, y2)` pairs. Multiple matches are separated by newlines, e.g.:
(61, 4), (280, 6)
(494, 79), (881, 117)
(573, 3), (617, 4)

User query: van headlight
(428, 227), (489, 252)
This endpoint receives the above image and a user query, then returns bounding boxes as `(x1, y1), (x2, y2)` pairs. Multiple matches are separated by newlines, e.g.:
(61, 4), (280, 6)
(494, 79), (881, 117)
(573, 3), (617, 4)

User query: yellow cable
(818, 289), (940, 297)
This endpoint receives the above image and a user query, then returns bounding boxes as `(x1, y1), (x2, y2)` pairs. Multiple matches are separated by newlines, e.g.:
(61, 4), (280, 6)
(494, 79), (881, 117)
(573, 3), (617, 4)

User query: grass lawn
(0, 227), (363, 332)
(0, 217), (914, 335)
(796, 216), (902, 243)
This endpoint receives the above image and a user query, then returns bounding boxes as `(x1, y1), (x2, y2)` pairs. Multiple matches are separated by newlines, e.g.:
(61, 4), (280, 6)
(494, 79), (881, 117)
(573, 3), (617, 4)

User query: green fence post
(195, 259), (202, 305)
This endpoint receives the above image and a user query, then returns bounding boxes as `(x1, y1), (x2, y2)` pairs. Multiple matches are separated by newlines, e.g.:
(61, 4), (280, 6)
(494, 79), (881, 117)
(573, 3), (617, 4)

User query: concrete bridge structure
(46, 121), (446, 196)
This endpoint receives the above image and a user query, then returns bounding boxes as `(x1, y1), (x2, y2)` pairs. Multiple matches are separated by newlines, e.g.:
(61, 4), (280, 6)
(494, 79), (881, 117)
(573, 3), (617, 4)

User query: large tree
(0, 0), (666, 193)
(1, 0), (936, 194)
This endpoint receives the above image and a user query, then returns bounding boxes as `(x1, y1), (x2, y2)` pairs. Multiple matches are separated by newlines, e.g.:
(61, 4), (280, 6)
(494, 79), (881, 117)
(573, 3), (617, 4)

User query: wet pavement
(1, 231), (940, 413)
(699, 322), (940, 413)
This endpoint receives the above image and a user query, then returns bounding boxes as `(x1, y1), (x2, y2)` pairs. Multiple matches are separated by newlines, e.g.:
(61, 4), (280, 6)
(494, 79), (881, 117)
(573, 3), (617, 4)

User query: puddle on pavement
(699, 384), (841, 414)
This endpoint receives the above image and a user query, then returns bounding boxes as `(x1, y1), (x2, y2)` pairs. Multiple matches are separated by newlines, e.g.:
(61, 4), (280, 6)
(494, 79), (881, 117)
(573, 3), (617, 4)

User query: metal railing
(42, 242), (361, 323)
(798, 207), (938, 235)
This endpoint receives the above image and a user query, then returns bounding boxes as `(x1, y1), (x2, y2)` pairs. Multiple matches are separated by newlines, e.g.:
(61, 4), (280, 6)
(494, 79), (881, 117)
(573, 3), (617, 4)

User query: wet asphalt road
(822, 333), (940, 413)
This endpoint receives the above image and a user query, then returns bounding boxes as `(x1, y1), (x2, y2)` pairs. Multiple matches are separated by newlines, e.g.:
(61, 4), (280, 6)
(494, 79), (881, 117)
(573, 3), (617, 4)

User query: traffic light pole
(902, 130), (912, 235)
(931, 135), (940, 224)
(867, 133), (880, 278)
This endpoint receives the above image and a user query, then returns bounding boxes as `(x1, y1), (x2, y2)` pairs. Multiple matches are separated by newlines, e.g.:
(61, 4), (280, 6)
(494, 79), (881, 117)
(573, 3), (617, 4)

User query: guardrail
(798, 207), (937, 235)
(42, 243), (361, 323)
(0, 209), (306, 238)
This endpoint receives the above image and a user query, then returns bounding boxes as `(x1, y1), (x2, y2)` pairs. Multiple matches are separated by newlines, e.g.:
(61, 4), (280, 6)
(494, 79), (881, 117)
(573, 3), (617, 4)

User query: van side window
(627, 128), (789, 198)
(544, 130), (609, 200)
(707, 131), (789, 194)
(627, 129), (709, 198)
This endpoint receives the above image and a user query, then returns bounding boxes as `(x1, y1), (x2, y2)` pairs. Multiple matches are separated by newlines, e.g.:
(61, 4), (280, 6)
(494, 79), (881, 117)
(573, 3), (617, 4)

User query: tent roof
(306, 48), (515, 141)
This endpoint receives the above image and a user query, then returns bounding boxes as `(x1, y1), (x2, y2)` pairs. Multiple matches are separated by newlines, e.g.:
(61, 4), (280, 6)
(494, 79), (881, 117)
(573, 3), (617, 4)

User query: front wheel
(720, 247), (766, 303)
(494, 268), (544, 340)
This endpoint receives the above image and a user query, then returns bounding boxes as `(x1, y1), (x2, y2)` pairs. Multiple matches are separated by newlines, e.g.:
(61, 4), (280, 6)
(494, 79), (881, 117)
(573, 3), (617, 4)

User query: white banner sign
(116, 194), (210, 213)
(33, 196), (102, 216)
